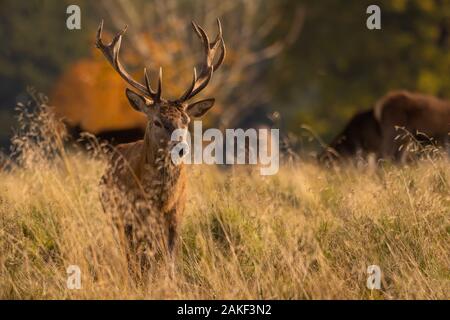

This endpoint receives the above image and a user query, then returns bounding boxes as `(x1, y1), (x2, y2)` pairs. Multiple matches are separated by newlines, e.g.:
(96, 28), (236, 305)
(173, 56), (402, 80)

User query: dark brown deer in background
(374, 90), (450, 162)
(97, 19), (225, 270)
(319, 109), (382, 163)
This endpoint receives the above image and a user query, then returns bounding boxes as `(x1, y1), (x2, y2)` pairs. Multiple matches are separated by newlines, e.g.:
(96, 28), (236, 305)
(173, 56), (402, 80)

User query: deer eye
(153, 120), (162, 128)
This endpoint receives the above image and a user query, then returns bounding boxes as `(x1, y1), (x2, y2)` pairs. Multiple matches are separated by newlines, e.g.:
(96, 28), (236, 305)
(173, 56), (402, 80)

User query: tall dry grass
(0, 94), (449, 299)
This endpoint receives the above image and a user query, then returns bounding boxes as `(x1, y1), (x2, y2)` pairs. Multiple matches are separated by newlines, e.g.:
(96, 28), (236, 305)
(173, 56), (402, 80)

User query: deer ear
(187, 98), (215, 118)
(125, 89), (147, 113)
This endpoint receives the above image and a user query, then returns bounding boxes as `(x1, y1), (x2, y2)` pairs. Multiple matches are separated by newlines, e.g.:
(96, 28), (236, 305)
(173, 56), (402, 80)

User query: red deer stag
(374, 91), (450, 162)
(319, 109), (382, 164)
(97, 20), (225, 269)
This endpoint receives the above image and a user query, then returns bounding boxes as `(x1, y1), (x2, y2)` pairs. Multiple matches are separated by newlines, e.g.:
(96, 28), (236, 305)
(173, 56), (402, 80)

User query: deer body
(321, 91), (450, 164)
(319, 109), (382, 163)
(96, 19), (225, 266)
(375, 91), (450, 161)
(101, 128), (186, 258)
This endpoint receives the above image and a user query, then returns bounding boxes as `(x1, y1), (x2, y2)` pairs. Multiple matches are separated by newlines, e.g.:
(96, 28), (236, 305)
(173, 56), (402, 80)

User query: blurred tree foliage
(0, 0), (92, 144)
(1, 0), (450, 149)
(53, 0), (304, 133)
(272, 0), (450, 143)
(51, 57), (147, 133)
(0, 0), (95, 101)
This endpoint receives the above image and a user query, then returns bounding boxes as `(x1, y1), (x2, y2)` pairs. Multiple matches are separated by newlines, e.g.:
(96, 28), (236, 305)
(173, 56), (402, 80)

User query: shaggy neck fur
(137, 126), (185, 211)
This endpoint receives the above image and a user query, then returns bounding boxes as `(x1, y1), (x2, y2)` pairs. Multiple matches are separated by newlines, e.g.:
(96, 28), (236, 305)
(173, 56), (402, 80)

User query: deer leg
(381, 126), (397, 161)
(165, 210), (179, 257)
(163, 209), (179, 279)
(168, 224), (178, 257)
(435, 134), (450, 156)
(381, 125), (412, 163)
(124, 224), (140, 276)
(123, 221), (150, 281)
(167, 219), (178, 279)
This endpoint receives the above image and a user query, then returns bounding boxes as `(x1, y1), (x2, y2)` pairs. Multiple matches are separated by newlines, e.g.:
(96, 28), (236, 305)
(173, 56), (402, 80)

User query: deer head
(96, 19), (225, 162)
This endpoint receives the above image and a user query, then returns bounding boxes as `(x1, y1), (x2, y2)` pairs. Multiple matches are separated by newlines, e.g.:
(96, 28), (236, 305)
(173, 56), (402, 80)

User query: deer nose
(161, 119), (178, 134)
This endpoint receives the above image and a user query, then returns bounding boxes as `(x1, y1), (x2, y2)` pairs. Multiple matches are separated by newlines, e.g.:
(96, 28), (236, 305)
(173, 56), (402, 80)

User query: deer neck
(138, 126), (184, 179)
(139, 127), (158, 168)
(136, 126), (186, 210)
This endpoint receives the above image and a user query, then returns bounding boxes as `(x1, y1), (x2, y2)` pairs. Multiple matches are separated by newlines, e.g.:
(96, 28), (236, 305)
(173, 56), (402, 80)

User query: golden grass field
(0, 103), (449, 299)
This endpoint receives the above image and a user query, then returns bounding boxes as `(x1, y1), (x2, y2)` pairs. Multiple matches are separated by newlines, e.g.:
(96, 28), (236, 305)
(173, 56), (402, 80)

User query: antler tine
(194, 21), (224, 70)
(213, 37), (226, 72)
(205, 19), (226, 71)
(156, 67), (162, 102)
(210, 19), (222, 52)
(96, 20), (163, 103)
(213, 18), (222, 45)
(144, 67), (163, 103)
(192, 21), (211, 66)
(211, 19), (226, 71)
(177, 18), (226, 103)
(188, 68), (213, 99)
(96, 20), (129, 70)
(144, 68), (156, 96)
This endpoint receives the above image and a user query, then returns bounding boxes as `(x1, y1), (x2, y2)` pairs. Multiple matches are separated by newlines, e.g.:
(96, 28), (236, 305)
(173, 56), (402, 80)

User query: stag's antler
(177, 18), (226, 103)
(96, 20), (163, 103)
(96, 19), (225, 104)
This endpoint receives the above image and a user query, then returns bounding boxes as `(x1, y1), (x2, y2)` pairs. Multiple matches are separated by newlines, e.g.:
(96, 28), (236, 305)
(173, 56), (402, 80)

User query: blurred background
(1, 0), (450, 152)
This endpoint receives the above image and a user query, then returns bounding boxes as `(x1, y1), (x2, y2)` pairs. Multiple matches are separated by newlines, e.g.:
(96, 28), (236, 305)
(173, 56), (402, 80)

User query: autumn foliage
(51, 52), (146, 134)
